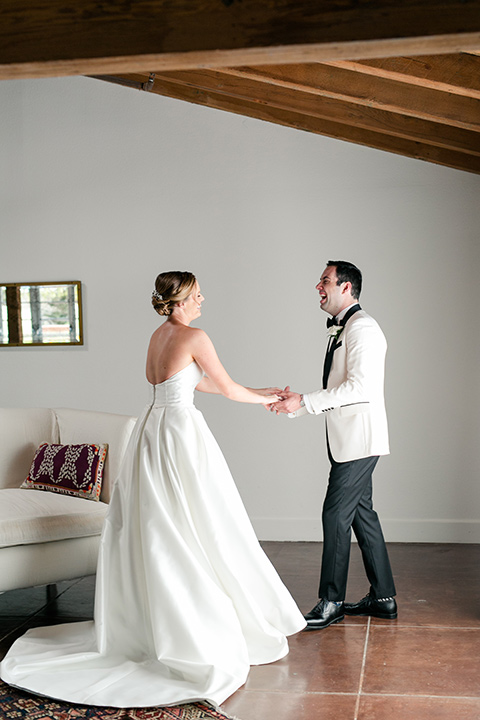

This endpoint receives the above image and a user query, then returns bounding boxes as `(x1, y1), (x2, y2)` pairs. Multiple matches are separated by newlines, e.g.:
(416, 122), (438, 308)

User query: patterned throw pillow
(21, 443), (108, 502)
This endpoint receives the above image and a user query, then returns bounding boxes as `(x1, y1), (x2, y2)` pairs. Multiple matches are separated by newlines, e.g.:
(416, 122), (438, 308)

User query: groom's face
(316, 266), (351, 317)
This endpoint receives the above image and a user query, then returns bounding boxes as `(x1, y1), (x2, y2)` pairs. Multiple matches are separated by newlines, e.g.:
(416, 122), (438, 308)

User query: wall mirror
(0, 282), (83, 346)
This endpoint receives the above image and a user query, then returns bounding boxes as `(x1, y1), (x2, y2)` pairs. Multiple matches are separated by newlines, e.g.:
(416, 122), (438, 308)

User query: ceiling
(2, 1), (480, 174)
(95, 52), (480, 175)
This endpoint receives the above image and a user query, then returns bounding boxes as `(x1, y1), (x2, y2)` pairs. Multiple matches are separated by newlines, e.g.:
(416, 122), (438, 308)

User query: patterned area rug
(0, 680), (236, 720)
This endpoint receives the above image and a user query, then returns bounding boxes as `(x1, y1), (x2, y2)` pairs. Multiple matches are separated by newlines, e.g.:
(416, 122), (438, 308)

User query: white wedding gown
(1, 362), (306, 708)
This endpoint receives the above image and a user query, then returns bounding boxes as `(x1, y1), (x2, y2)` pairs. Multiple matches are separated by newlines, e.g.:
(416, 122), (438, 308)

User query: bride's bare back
(146, 321), (198, 385)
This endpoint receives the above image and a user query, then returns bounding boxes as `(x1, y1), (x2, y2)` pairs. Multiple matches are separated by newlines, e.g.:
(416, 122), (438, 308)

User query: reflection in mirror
(0, 282), (83, 346)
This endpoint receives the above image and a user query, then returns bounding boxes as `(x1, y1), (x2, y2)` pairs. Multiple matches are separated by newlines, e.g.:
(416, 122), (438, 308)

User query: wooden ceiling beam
(326, 53), (480, 97)
(223, 64), (480, 131)
(143, 69), (479, 154)
(1, 0), (480, 80)
(102, 72), (480, 174)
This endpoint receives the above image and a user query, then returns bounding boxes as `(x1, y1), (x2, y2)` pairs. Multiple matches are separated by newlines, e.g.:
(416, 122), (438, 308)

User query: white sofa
(0, 407), (136, 593)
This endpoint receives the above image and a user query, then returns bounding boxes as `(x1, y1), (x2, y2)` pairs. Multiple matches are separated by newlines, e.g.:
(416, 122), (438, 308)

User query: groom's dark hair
(327, 260), (362, 300)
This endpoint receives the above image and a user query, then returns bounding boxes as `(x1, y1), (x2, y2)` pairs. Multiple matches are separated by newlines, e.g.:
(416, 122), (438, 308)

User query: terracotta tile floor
(1, 543), (479, 720)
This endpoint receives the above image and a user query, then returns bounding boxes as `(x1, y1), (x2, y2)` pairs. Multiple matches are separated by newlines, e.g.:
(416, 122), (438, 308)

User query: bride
(1, 271), (306, 708)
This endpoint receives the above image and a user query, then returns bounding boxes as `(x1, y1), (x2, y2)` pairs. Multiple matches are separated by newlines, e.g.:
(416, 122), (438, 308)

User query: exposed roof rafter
(1, 1), (479, 173)
(94, 52), (480, 174)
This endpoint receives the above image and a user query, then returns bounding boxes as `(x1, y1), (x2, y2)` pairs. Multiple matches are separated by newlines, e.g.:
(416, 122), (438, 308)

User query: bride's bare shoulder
(188, 327), (213, 345)
(149, 324), (210, 353)
(188, 326), (207, 337)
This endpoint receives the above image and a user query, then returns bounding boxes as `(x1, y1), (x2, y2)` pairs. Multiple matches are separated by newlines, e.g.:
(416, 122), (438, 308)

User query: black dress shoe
(304, 598), (344, 630)
(344, 593), (397, 619)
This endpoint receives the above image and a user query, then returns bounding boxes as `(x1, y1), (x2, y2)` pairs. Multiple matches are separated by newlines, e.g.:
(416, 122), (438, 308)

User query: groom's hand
(269, 386), (303, 414)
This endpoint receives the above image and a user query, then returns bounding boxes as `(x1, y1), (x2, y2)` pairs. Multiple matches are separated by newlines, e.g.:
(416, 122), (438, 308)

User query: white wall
(1, 76), (479, 542)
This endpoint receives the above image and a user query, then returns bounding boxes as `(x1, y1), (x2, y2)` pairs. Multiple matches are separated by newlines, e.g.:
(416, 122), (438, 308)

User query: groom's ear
(342, 281), (352, 295)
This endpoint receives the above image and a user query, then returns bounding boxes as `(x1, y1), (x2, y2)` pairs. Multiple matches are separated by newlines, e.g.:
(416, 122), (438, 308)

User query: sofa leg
(46, 583), (58, 600)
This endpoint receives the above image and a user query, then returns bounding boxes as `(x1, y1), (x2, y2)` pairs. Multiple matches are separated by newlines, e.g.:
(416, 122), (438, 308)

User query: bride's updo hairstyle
(151, 271), (197, 316)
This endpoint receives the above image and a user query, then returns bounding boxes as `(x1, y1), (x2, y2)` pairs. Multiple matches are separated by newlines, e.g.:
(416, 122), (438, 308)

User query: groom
(272, 261), (397, 629)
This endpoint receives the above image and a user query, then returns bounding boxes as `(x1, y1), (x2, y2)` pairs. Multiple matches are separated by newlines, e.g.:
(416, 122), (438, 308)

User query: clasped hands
(266, 385), (303, 415)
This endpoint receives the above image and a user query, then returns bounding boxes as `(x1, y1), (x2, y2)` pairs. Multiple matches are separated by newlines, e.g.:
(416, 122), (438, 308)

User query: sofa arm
(54, 408), (137, 503)
(0, 408), (58, 490)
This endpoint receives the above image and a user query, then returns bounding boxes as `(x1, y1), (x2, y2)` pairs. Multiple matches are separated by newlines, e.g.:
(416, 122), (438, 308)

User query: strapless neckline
(151, 360), (196, 388)
(150, 361), (203, 408)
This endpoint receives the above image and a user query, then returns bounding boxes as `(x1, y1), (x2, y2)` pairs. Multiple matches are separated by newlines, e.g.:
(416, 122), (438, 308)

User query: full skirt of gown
(1, 362), (306, 707)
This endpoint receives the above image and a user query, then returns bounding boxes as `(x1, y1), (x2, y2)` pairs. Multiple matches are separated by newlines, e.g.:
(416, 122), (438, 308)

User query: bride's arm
(196, 376), (222, 394)
(196, 377), (281, 397)
(191, 329), (278, 405)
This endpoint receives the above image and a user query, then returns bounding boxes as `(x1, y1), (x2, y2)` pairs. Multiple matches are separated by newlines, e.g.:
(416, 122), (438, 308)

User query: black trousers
(318, 449), (396, 602)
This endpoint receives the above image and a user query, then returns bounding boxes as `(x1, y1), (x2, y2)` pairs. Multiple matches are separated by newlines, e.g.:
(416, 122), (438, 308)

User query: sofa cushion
(21, 442), (108, 501)
(0, 488), (108, 548)
(0, 409), (58, 490)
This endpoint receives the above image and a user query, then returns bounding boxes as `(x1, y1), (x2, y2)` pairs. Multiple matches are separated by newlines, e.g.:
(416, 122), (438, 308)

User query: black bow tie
(326, 304), (362, 329)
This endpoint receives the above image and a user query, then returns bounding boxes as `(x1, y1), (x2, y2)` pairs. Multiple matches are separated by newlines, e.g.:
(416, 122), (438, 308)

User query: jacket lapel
(322, 304), (361, 389)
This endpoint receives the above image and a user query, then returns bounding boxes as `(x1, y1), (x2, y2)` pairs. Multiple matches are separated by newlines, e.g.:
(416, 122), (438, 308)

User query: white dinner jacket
(295, 309), (390, 463)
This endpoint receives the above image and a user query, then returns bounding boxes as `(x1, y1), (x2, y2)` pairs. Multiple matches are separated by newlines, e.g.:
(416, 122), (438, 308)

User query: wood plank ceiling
(1, 1), (480, 174)
(95, 53), (480, 175)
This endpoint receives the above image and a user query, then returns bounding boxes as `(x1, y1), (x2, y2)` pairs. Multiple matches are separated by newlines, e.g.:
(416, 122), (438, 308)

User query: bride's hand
(260, 394), (281, 407)
(254, 386), (283, 397)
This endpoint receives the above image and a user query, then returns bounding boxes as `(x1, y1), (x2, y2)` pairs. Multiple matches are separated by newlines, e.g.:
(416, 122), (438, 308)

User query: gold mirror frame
(0, 281), (83, 347)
